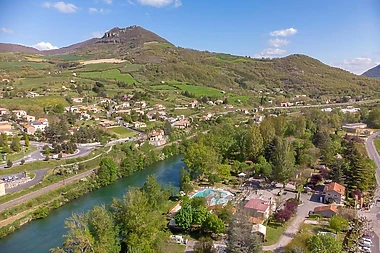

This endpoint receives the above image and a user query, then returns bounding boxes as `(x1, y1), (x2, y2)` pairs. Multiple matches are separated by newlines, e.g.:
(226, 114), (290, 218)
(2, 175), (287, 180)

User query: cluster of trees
(274, 198), (298, 224)
(52, 176), (173, 253)
(307, 234), (343, 253)
(0, 134), (23, 154)
(44, 119), (109, 145)
(174, 197), (227, 235)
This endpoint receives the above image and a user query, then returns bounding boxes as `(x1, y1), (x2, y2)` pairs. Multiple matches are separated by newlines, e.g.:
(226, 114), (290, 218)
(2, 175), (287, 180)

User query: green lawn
(264, 219), (288, 246)
(374, 139), (380, 154)
(0, 96), (68, 110)
(43, 54), (91, 61)
(0, 61), (51, 70)
(173, 84), (223, 97)
(79, 69), (137, 84)
(75, 63), (123, 72)
(228, 95), (251, 104)
(151, 84), (178, 90)
(5, 146), (38, 162)
(107, 127), (138, 138)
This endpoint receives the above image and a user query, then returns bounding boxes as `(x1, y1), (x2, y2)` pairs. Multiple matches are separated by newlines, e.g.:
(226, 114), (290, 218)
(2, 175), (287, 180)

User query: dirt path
(0, 209), (33, 227)
(0, 169), (95, 212)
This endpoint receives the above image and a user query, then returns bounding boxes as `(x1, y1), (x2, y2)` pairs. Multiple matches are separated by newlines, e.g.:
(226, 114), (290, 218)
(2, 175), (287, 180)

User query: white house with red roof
(244, 198), (271, 222)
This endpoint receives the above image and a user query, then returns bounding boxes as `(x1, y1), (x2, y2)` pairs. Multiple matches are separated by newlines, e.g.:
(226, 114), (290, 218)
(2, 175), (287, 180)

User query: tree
(202, 213), (225, 234)
(6, 159), (12, 168)
(290, 246), (305, 253)
(254, 155), (272, 179)
(175, 205), (193, 230)
(193, 237), (216, 253)
(184, 142), (220, 178)
(24, 134), (30, 147)
(274, 209), (292, 223)
(53, 205), (120, 253)
(270, 137), (296, 184)
(226, 211), (263, 253)
(97, 158), (119, 186)
(367, 107), (380, 128)
(307, 234), (342, 253)
(239, 125), (264, 162)
(141, 175), (169, 209)
(10, 135), (21, 152)
(329, 215), (348, 233)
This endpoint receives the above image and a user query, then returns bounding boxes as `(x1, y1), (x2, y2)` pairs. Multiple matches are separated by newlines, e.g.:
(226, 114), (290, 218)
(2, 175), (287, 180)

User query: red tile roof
(323, 182), (345, 195)
(314, 205), (338, 213)
(244, 198), (269, 212)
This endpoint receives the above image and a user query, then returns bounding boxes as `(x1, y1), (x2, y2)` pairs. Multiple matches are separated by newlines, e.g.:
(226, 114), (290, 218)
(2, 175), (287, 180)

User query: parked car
(359, 246), (371, 253)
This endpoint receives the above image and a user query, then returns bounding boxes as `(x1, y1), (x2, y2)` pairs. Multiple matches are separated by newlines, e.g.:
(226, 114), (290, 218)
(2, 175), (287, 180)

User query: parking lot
(1, 173), (25, 182)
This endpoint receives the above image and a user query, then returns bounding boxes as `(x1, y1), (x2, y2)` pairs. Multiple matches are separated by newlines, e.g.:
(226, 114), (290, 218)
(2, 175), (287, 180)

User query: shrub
(274, 209), (292, 223)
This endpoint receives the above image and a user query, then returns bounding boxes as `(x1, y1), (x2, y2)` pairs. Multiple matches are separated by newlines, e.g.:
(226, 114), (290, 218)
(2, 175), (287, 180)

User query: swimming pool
(192, 189), (233, 206)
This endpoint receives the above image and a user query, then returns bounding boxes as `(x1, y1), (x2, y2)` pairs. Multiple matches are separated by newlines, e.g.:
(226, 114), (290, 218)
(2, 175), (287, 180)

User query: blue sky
(0, 0), (379, 74)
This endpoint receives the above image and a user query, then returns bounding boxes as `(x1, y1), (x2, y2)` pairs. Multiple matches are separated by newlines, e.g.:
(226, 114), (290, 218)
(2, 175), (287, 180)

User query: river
(0, 155), (184, 253)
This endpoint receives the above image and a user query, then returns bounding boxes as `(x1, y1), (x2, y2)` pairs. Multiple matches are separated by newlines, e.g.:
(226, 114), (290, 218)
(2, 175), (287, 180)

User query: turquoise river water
(0, 155), (184, 253)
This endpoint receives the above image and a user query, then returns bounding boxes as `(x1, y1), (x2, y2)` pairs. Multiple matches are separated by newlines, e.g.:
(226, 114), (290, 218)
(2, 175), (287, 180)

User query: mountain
(0, 43), (41, 54)
(1, 25), (380, 97)
(0, 25), (171, 55)
(362, 64), (380, 78)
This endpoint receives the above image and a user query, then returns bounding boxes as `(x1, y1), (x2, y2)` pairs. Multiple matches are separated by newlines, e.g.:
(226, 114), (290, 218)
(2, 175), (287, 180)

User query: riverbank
(0, 142), (182, 240)
(0, 154), (184, 252)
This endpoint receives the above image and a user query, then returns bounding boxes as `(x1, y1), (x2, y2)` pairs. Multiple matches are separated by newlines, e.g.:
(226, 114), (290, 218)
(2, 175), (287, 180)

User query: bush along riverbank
(0, 141), (183, 239)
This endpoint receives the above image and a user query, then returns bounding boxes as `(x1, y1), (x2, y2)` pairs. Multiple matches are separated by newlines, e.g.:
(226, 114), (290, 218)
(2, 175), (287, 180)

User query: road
(263, 193), (323, 252)
(359, 132), (380, 253)
(0, 169), (95, 212)
(0, 142), (97, 169)
(5, 169), (49, 194)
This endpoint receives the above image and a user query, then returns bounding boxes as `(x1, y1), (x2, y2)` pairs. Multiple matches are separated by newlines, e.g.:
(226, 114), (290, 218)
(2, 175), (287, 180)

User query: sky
(0, 0), (379, 74)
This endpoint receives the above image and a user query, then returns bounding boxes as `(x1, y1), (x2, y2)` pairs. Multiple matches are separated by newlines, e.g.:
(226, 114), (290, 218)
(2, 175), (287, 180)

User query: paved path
(6, 168), (48, 194)
(0, 169), (95, 211)
(358, 132), (380, 253)
(263, 194), (323, 252)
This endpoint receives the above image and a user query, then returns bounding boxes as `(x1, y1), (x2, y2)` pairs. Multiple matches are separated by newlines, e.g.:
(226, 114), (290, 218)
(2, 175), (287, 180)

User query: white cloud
(255, 48), (286, 58)
(103, 0), (112, 4)
(270, 28), (297, 37)
(33, 42), (58, 51)
(334, 57), (379, 74)
(43, 2), (78, 13)
(91, 31), (104, 38)
(1, 28), (14, 34)
(268, 38), (289, 48)
(88, 7), (110, 14)
(137, 0), (181, 8)
(127, 0), (135, 5)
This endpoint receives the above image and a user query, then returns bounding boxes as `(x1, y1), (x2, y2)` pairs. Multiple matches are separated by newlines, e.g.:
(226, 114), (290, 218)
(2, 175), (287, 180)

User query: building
(12, 110), (27, 118)
(313, 205), (338, 218)
(251, 224), (267, 241)
(0, 121), (12, 134)
(30, 121), (47, 132)
(323, 182), (345, 204)
(342, 123), (372, 135)
(244, 198), (271, 221)
(72, 97), (84, 103)
(341, 106), (360, 114)
(133, 122), (147, 129)
(189, 100), (199, 108)
(23, 115), (36, 122)
(135, 101), (147, 108)
(26, 92), (40, 98)
(38, 118), (49, 126)
(0, 108), (9, 115)
(149, 129), (166, 146)
(24, 125), (36, 135)
(173, 119), (190, 129)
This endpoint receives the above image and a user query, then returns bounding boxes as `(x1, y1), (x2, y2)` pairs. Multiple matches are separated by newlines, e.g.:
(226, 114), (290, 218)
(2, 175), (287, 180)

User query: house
(24, 125), (36, 135)
(251, 224), (266, 241)
(38, 118), (49, 126)
(154, 104), (166, 110)
(23, 115), (36, 122)
(30, 121), (47, 132)
(244, 198), (271, 221)
(189, 100), (198, 108)
(149, 129), (166, 146)
(98, 120), (115, 127)
(323, 182), (345, 204)
(133, 121), (147, 129)
(0, 108), (9, 115)
(313, 205), (338, 218)
(0, 121), (12, 134)
(72, 72), (77, 77)
(26, 92), (40, 98)
(341, 106), (360, 114)
(215, 99), (224, 105)
(342, 123), (372, 135)
(135, 101), (147, 108)
(224, 104), (234, 109)
(72, 97), (84, 103)
(12, 110), (27, 118)
(173, 119), (190, 129)
(254, 115), (265, 123)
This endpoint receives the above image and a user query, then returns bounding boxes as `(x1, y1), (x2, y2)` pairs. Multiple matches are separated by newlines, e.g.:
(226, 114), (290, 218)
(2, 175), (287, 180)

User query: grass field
(0, 96), (68, 110)
(75, 63), (123, 72)
(228, 95), (251, 104)
(43, 54), (91, 61)
(0, 61), (51, 70)
(107, 127), (138, 138)
(375, 139), (380, 154)
(173, 84), (223, 97)
(5, 146), (38, 162)
(119, 64), (142, 73)
(79, 69), (137, 84)
(151, 84), (178, 90)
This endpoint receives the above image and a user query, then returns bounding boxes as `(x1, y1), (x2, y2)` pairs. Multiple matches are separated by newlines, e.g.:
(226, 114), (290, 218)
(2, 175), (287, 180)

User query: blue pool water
(192, 189), (232, 206)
